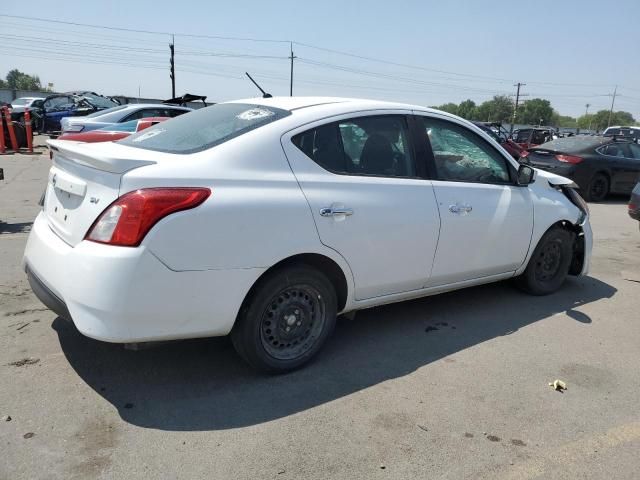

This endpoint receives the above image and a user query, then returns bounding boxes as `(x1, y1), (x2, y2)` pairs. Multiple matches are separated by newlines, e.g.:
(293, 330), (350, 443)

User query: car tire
(515, 227), (575, 296)
(231, 265), (337, 373)
(584, 173), (609, 202)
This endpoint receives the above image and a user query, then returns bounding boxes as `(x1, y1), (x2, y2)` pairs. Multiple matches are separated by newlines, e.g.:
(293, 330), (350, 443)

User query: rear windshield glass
(535, 136), (609, 152)
(119, 103), (291, 153)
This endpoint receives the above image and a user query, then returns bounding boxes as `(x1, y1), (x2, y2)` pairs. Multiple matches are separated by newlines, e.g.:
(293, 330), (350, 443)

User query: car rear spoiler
(163, 94), (208, 106)
(48, 140), (156, 174)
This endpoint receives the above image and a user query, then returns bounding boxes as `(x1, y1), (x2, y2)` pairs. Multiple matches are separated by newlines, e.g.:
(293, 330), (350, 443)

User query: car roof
(121, 103), (191, 110)
(226, 96), (440, 114)
(605, 125), (640, 130)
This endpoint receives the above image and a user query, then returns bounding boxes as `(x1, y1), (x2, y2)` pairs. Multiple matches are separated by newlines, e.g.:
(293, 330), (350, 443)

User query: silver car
(60, 104), (191, 133)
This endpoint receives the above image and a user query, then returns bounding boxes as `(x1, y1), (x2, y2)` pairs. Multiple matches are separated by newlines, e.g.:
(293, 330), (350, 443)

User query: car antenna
(245, 72), (272, 98)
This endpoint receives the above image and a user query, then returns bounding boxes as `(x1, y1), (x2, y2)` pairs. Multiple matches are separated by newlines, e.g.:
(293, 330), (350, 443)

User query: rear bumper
(26, 265), (71, 322)
(23, 212), (265, 343)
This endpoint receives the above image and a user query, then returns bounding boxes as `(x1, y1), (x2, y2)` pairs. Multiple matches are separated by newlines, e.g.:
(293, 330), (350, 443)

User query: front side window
(421, 117), (511, 184)
(292, 115), (416, 177)
(628, 143), (640, 159)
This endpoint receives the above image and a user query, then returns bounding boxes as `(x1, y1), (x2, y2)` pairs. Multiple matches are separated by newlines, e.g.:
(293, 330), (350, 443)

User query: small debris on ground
(487, 435), (501, 442)
(8, 357), (40, 367)
(417, 424), (428, 432)
(2, 415), (11, 422)
(16, 322), (30, 331)
(124, 403), (134, 409)
(425, 325), (439, 333)
(23, 432), (35, 439)
(549, 379), (567, 391)
(379, 464), (386, 470)
(277, 468), (286, 475)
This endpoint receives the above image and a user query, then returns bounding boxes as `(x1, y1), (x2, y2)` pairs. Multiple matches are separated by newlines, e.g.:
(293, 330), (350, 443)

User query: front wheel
(231, 265), (337, 373)
(515, 227), (575, 295)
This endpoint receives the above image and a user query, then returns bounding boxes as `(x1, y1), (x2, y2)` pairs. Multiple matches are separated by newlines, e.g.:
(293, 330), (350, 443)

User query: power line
(0, 14), (291, 43)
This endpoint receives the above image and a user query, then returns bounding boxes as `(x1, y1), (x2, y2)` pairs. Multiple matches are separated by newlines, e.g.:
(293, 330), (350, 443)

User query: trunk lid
(44, 140), (157, 246)
(526, 148), (563, 169)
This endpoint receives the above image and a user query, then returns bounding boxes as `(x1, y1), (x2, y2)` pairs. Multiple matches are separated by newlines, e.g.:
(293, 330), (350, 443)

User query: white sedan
(23, 97), (592, 372)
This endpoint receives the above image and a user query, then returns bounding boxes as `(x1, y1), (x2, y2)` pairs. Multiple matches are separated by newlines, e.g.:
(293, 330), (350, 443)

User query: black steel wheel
(515, 227), (574, 295)
(231, 265), (337, 373)
(585, 173), (609, 202)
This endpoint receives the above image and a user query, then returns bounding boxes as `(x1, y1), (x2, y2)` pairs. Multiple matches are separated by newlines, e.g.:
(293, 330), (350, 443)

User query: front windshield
(82, 94), (119, 109)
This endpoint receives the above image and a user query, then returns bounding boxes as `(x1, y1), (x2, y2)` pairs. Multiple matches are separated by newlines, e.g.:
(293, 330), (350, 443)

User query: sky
(1, 0), (639, 118)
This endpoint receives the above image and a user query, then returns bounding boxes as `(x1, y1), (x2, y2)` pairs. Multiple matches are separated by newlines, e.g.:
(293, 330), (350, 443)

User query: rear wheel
(231, 265), (337, 373)
(584, 173), (609, 202)
(516, 227), (574, 295)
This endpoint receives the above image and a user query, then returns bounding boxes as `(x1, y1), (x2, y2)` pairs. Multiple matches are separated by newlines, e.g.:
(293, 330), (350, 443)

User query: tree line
(1, 68), (636, 131)
(0, 69), (51, 91)
(432, 95), (637, 132)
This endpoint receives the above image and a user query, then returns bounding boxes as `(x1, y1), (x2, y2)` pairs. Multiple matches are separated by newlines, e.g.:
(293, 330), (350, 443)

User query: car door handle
(449, 203), (472, 214)
(320, 207), (353, 217)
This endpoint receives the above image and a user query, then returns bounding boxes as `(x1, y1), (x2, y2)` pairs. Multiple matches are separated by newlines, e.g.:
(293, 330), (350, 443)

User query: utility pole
(607, 85), (617, 129)
(510, 82), (527, 134)
(169, 35), (176, 99)
(581, 104), (590, 134)
(289, 42), (296, 97)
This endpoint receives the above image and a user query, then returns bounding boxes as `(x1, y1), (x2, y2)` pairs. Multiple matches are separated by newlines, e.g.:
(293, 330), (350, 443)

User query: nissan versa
(23, 97), (592, 373)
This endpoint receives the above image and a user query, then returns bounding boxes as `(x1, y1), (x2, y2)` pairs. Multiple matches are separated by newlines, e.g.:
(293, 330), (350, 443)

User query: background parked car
(522, 136), (640, 201)
(603, 126), (640, 143)
(60, 104), (191, 133)
(34, 92), (120, 134)
(629, 182), (640, 229)
(512, 127), (556, 149)
(8, 97), (45, 109)
(57, 117), (169, 142)
(473, 121), (526, 159)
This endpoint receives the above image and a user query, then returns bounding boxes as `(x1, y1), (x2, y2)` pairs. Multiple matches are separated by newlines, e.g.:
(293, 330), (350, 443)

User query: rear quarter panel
(120, 126), (352, 277)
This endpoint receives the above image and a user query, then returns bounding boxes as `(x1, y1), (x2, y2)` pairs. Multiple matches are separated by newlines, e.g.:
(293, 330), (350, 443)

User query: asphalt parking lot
(1, 141), (639, 480)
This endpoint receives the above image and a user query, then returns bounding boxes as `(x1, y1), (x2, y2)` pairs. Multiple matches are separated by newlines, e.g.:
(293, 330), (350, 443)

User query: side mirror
(516, 164), (536, 186)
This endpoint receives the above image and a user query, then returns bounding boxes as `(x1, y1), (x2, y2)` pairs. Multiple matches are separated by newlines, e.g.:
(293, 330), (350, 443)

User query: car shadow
(597, 194), (630, 205)
(52, 276), (615, 431)
(0, 221), (32, 234)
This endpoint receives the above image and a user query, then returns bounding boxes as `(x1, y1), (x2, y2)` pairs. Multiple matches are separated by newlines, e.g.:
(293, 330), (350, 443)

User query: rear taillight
(555, 154), (583, 164)
(86, 187), (211, 246)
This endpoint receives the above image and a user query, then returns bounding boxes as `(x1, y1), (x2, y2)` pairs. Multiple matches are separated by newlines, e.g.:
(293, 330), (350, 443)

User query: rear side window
(119, 103), (290, 153)
(167, 108), (189, 118)
(292, 115), (416, 177)
(124, 108), (166, 121)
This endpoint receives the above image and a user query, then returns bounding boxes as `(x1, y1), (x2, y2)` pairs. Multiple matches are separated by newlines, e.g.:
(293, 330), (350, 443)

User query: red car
(472, 121), (527, 159)
(57, 117), (168, 142)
